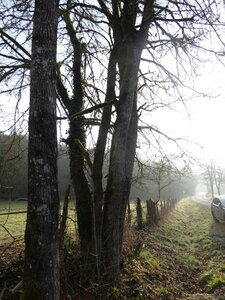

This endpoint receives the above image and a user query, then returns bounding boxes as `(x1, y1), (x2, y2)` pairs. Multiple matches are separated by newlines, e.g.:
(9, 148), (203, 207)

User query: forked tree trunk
(98, 0), (155, 284)
(58, 0), (154, 285)
(93, 47), (118, 263)
(22, 0), (60, 299)
(102, 42), (142, 284)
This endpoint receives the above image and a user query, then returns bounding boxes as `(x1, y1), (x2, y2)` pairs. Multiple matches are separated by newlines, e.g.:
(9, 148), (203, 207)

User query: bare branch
(57, 100), (116, 120)
(0, 28), (31, 58)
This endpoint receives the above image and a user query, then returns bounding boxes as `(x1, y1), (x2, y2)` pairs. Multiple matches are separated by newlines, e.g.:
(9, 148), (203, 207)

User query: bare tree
(0, 0), (225, 288)
(147, 158), (176, 201)
(203, 161), (215, 198)
(22, 0), (60, 299)
(203, 161), (225, 197)
(214, 166), (225, 195)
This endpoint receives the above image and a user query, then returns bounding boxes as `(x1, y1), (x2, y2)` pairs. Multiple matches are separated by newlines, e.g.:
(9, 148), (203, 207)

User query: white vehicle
(211, 195), (225, 223)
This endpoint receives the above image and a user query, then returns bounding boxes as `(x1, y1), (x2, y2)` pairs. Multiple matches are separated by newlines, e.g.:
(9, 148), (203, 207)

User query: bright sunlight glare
(1, 47), (225, 171)
(142, 57), (225, 168)
(187, 61), (225, 166)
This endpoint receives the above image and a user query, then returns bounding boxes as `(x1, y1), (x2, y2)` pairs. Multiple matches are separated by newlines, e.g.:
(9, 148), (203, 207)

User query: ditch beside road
(118, 197), (225, 300)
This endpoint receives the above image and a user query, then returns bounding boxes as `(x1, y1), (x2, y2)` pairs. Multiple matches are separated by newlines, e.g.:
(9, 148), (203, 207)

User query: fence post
(136, 197), (143, 229)
(146, 199), (151, 225)
(127, 199), (132, 225)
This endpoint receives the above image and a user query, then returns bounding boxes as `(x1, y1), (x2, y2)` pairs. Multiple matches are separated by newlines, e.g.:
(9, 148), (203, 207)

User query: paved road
(191, 196), (211, 207)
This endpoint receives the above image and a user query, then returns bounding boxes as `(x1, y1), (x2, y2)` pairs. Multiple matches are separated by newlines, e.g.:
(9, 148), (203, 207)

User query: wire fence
(0, 184), (179, 261)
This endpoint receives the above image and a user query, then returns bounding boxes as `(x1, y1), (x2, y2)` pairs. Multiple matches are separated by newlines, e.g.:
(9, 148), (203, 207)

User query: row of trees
(0, 134), (196, 201)
(0, 134), (27, 197)
(135, 197), (179, 229)
(0, 134), (70, 199)
(0, 0), (224, 298)
(203, 160), (225, 198)
(132, 157), (197, 200)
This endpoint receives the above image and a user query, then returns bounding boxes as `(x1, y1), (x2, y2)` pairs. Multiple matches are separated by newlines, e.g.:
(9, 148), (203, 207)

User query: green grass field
(0, 198), (170, 243)
(0, 199), (77, 243)
(0, 200), (27, 241)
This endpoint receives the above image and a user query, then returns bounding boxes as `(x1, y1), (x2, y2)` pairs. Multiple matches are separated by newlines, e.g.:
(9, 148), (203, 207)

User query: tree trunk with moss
(59, 7), (93, 259)
(22, 0), (60, 299)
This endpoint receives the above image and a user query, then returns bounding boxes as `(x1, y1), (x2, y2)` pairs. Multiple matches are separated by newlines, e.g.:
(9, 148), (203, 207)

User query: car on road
(211, 195), (225, 223)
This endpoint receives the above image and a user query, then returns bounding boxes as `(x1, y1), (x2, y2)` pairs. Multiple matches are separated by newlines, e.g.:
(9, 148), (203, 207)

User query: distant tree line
(0, 133), (196, 201)
(131, 158), (197, 201)
(202, 160), (225, 198)
(0, 134), (70, 200)
(0, 134), (27, 198)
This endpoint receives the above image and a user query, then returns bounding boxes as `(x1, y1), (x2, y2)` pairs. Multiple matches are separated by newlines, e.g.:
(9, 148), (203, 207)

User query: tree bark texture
(92, 46), (118, 260)
(59, 185), (70, 300)
(22, 1), (59, 299)
(102, 40), (142, 284)
(146, 199), (159, 225)
(59, 185), (71, 246)
(58, 0), (154, 285)
(101, 0), (155, 283)
(61, 9), (93, 258)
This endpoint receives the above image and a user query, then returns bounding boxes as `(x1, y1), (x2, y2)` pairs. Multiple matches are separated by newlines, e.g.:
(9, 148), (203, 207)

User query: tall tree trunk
(102, 41), (142, 284)
(119, 94), (138, 252)
(100, 0), (155, 279)
(62, 8), (93, 258)
(22, 0), (59, 299)
(92, 46), (117, 262)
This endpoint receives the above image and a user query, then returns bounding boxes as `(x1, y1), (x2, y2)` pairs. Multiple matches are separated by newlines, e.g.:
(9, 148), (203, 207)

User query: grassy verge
(117, 197), (225, 299)
(1, 197), (225, 299)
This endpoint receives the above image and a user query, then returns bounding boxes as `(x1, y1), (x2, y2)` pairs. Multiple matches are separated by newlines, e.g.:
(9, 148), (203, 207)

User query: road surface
(190, 195), (211, 207)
